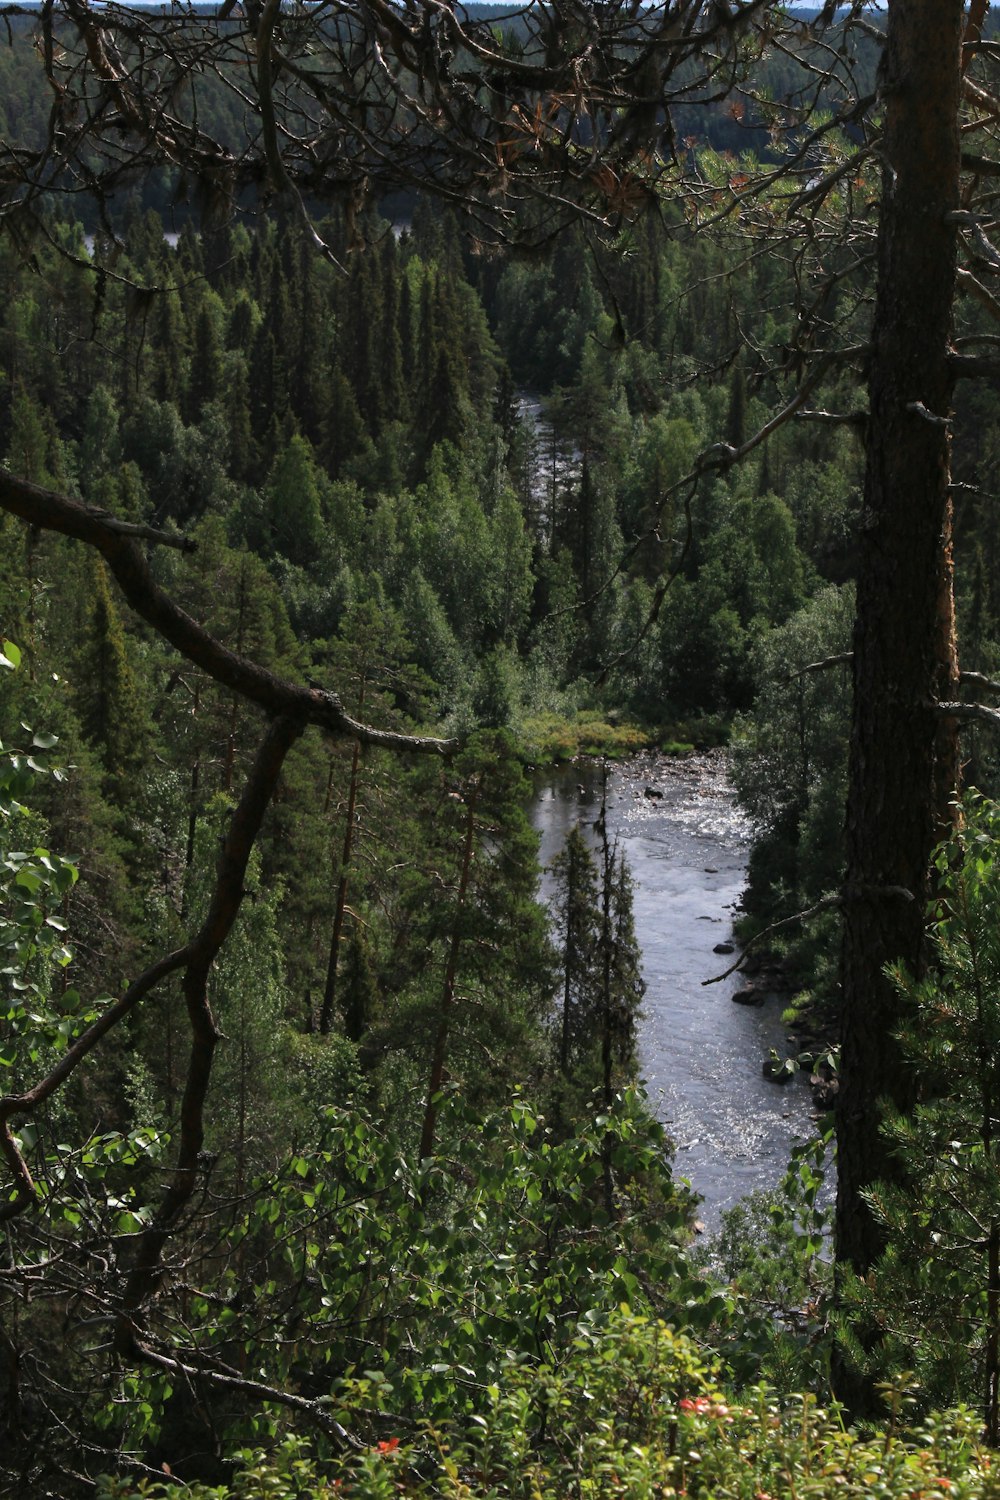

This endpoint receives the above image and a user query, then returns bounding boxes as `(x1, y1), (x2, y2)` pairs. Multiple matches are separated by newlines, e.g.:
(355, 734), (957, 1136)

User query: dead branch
(957, 265), (1000, 324)
(703, 880), (916, 986)
(795, 408), (868, 433)
(949, 351), (1000, 379)
(703, 893), (842, 986)
(937, 700), (1000, 729)
(962, 150), (1000, 175)
(788, 651), (854, 680)
(125, 1337), (362, 1449)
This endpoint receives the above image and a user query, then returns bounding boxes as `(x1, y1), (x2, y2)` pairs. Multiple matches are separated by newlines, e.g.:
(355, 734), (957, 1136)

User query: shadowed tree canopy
(0, 0), (845, 258)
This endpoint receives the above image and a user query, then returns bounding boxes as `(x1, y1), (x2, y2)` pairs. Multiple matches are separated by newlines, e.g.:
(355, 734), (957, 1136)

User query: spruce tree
(73, 554), (150, 779)
(186, 300), (224, 423)
(550, 826), (601, 1076)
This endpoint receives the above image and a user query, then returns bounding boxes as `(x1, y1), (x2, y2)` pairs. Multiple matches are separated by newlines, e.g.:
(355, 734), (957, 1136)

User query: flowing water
(531, 751), (817, 1229)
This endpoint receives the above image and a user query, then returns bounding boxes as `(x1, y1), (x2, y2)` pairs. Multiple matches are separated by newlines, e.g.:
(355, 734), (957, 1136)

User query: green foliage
(0, 695), (88, 1086)
(710, 1125), (834, 1391)
(730, 583), (854, 977)
(98, 1334), (1000, 1498)
(264, 434), (326, 567)
(519, 711), (652, 765)
(846, 794), (1000, 1429)
(72, 554), (152, 779)
(88, 1087), (696, 1484)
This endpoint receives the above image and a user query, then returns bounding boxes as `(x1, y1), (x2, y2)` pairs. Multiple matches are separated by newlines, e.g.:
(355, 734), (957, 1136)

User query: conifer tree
(319, 365), (370, 479)
(395, 731), (552, 1157)
(186, 300), (224, 424)
(77, 384), (122, 501)
(341, 925), (379, 1049)
(592, 773), (644, 1104)
(550, 826), (601, 1076)
(6, 383), (57, 485)
(317, 599), (423, 1034)
(73, 554), (150, 779)
(263, 434), (325, 567)
(377, 232), (408, 426)
(149, 290), (187, 406)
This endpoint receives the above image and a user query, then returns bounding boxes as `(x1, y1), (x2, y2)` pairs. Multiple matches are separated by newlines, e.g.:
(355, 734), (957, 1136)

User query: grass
(518, 710), (653, 765)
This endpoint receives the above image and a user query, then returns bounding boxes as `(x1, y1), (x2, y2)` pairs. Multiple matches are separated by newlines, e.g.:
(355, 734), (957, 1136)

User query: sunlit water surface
(531, 752), (817, 1228)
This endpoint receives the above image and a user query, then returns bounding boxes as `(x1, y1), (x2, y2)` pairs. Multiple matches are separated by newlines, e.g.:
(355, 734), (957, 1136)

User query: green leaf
(0, 641), (21, 670)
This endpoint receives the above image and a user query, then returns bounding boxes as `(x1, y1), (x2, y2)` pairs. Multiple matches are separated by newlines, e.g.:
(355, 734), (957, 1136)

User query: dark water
(531, 751), (816, 1228)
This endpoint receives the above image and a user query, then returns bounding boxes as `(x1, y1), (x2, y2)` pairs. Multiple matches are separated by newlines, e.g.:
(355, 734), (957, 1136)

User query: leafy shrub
(98, 1314), (1000, 1498)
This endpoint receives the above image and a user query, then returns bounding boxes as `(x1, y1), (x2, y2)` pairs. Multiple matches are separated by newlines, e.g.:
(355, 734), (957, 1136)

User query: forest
(4, 0), (1000, 1494)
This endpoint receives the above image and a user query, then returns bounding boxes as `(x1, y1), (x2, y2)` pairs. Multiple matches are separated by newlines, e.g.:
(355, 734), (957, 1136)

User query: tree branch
(704, 881), (916, 986)
(937, 700), (1000, 729)
(118, 713), (303, 1330)
(0, 474), (455, 756)
(960, 670), (1000, 694)
(703, 893), (842, 986)
(788, 650), (854, 680)
(0, 948), (193, 1223)
(957, 265), (1000, 324)
(124, 1336), (362, 1449)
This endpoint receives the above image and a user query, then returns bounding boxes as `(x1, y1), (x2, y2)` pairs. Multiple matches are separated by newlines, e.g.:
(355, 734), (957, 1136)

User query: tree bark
(836, 0), (963, 1281)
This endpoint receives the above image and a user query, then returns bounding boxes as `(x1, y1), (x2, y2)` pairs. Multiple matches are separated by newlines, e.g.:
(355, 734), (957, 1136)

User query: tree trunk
(836, 0), (963, 1280)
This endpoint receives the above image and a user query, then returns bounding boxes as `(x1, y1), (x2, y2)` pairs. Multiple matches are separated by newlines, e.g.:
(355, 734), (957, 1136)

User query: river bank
(531, 750), (818, 1229)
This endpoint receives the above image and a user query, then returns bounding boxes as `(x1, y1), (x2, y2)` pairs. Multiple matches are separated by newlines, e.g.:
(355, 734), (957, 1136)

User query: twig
(703, 894), (842, 986)
(789, 651), (853, 680)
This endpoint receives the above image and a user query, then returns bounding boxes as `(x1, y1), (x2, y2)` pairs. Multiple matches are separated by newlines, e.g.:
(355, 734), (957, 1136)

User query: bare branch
(704, 881), (916, 986)
(906, 400), (952, 428)
(937, 700), (1000, 729)
(789, 651), (854, 680)
(124, 1336), (362, 1449)
(703, 894), (842, 986)
(962, 150), (1000, 175)
(795, 408), (868, 433)
(957, 265), (1000, 324)
(949, 351), (1000, 379)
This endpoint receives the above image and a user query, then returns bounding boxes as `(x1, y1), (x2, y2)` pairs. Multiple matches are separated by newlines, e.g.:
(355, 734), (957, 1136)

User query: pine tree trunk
(836, 0), (963, 1280)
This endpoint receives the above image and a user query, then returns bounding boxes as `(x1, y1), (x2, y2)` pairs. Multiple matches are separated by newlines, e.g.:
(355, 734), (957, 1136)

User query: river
(531, 751), (817, 1230)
